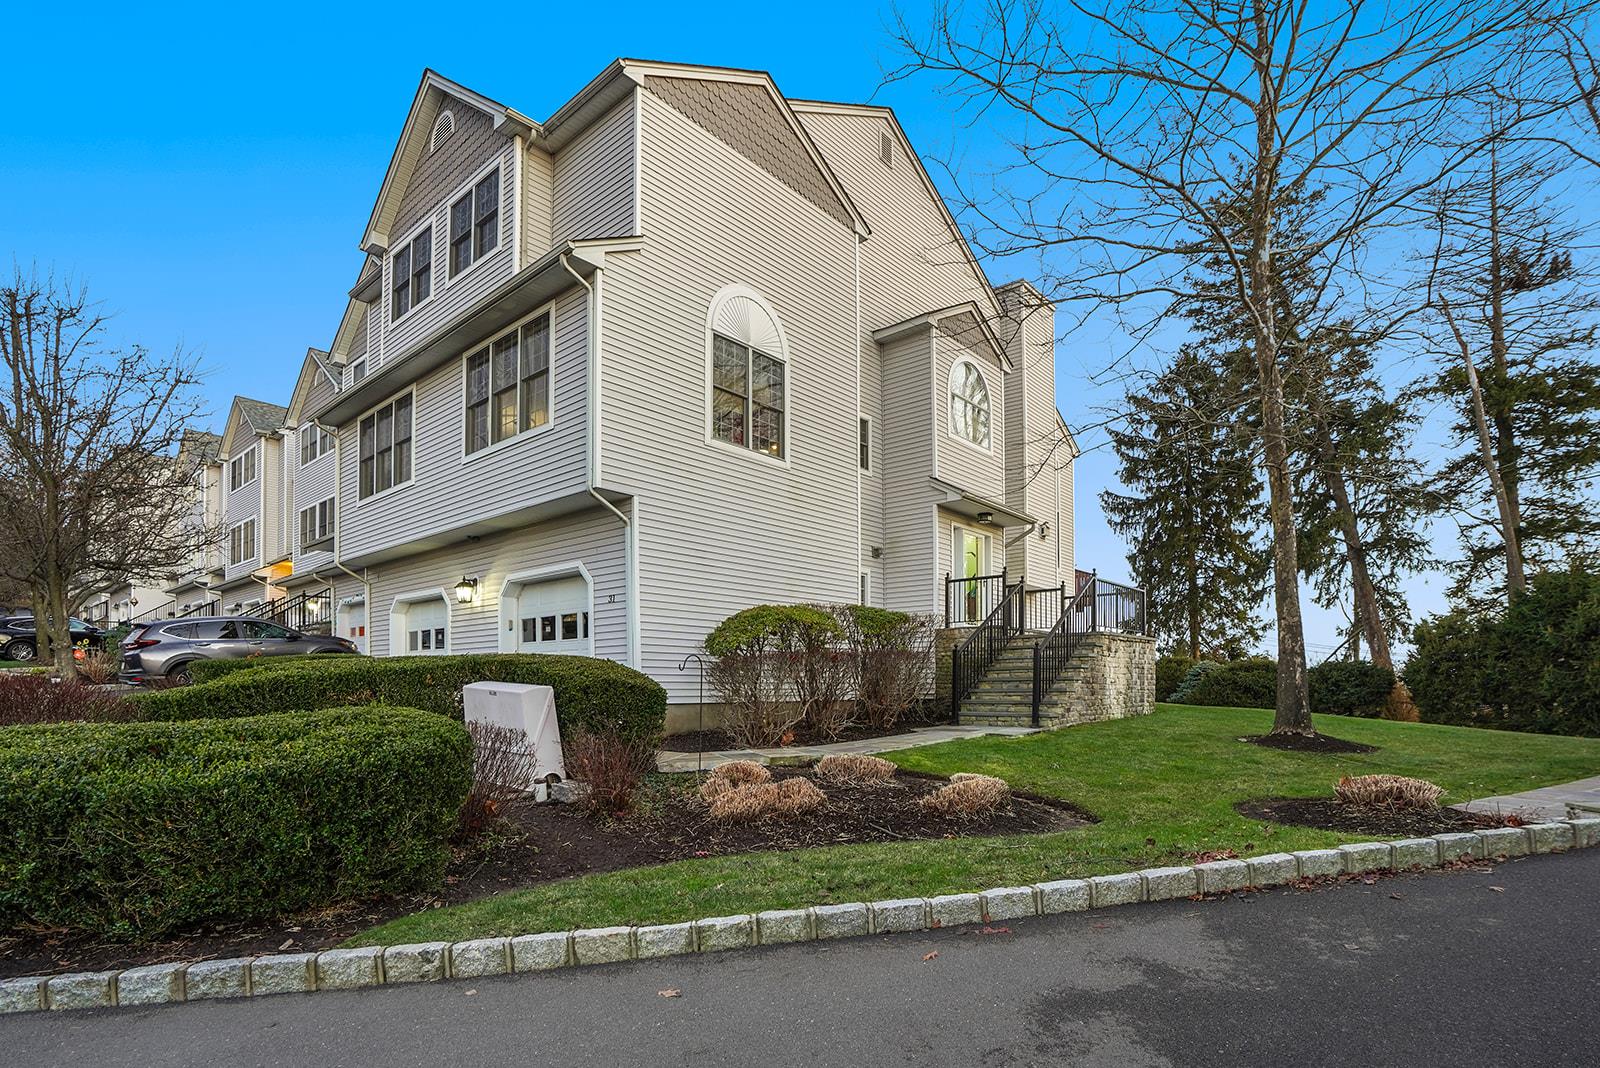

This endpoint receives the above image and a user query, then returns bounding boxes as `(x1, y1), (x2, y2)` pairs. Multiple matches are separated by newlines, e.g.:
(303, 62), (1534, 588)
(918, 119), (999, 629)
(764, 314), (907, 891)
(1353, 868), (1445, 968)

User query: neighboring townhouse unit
(156, 62), (1150, 723)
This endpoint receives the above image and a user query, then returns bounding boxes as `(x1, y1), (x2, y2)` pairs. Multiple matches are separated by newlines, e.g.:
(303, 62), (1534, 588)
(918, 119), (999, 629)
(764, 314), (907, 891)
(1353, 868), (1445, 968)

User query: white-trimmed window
(300, 424), (334, 465)
(948, 359), (992, 448)
(391, 226), (433, 321)
(465, 310), (552, 454)
(859, 416), (871, 471)
(228, 447), (257, 491)
(449, 168), (500, 277)
(358, 393), (414, 499)
(299, 497), (335, 549)
(228, 519), (256, 565)
(707, 285), (788, 460)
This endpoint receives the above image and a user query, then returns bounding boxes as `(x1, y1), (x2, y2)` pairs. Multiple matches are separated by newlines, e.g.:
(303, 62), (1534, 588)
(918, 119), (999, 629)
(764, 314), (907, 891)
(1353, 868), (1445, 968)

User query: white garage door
(402, 598), (448, 655)
(514, 574), (591, 655)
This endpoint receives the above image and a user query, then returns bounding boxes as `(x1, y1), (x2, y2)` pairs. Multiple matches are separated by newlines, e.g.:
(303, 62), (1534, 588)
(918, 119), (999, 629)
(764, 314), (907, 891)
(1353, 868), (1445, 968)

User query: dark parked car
(119, 616), (358, 684)
(0, 615), (107, 663)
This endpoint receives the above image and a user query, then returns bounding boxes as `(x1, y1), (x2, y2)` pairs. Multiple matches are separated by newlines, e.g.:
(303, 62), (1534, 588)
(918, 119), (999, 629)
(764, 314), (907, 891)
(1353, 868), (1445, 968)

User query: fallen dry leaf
(658, 988), (682, 998)
(922, 951), (939, 962)
(1389, 893), (1405, 900)
(1489, 886), (1505, 893)
(979, 925), (1012, 935)
(464, 989), (477, 996)
(277, 939), (295, 951)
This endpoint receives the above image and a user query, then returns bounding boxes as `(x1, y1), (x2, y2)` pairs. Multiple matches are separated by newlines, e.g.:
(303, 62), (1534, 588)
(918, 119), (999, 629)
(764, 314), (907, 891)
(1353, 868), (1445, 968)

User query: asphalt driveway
(7, 849), (1597, 1067)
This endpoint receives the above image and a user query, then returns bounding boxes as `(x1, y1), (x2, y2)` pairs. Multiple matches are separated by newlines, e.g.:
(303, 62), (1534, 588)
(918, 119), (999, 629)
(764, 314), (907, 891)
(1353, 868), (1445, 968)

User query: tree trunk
(1320, 446), (1394, 669)
(1483, 140), (1527, 601)
(1462, 347), (1526, 598)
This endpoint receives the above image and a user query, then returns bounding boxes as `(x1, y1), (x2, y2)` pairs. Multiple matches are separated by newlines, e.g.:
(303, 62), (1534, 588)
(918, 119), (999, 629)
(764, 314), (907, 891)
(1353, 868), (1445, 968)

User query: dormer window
(391, 226), (432, 321)
(450, 169), (500, 277)
(948, 359), (992, 448)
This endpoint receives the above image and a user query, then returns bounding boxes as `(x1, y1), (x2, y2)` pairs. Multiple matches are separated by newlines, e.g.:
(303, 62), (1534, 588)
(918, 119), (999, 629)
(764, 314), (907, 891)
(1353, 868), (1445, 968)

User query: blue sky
(3, 0), (1451, 653)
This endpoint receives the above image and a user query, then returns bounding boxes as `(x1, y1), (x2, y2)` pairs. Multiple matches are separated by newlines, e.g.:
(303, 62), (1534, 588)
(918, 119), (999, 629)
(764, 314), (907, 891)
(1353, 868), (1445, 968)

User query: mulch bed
(660, 718), (953, 753)
(1243, 732), (1377, 754)
(1235, 796), (1515, 836)
(0, 768), (1089, 979)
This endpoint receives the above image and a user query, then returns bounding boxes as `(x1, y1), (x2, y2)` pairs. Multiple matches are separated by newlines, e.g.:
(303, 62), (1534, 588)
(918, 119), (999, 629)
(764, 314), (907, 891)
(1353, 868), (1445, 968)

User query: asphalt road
(6, 850), (1598, 1067)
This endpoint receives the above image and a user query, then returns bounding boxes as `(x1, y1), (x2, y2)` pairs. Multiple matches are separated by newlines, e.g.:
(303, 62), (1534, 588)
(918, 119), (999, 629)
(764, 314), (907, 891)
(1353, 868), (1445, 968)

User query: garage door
(513, 574), (591, 655)
(402, 598), (448, 655)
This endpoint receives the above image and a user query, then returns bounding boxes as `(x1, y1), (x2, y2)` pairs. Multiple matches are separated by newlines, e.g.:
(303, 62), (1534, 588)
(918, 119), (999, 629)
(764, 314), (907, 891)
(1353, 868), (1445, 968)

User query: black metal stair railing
(950, 579), (1024, 715)
(1031, 572), (1098, 726)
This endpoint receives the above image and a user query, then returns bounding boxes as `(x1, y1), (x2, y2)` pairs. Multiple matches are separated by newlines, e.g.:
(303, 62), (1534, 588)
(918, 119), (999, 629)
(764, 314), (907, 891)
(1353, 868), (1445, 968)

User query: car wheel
(167, 663), (195, 685)
(3, 640), (36, 663)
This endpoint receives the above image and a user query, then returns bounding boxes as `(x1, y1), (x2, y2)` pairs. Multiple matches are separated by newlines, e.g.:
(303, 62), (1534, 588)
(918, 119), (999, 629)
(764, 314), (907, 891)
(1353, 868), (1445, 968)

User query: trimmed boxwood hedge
(1308, 660), (1396, 717)
(0, 706), (470, 939)
(135, 653), (668, 744)
(187, 653), (355, 685)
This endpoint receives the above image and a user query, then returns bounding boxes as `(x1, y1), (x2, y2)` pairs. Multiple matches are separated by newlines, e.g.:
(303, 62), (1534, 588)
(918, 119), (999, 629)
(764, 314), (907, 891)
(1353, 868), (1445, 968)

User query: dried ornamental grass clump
(814, 753), (897, 784)
(707, 777), (826, 823)
(697, 759), (772, 802)
(1334, 773), (1444, 810)
(920, 775), (1012, 817)
(949, 772), (1007, 786)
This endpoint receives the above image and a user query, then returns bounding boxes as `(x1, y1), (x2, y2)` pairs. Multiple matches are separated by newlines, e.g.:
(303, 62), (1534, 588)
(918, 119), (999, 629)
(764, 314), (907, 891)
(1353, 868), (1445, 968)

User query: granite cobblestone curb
(6, 818), (1596, 1016)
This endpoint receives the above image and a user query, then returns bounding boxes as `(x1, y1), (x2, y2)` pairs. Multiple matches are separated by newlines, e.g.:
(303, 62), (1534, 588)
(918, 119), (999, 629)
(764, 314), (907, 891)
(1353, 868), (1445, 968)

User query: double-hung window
(228, 519), (256, 565)
(299, 498), (335, 548)
(464, 311), (552, 455)
(390, 227), (432, 320)
(228, 448), (256, 490)
(358, 394), (413, 498)
(300, 424), (334, 465)
(449, 169), (500, 277)
(711, 333), (785, 458)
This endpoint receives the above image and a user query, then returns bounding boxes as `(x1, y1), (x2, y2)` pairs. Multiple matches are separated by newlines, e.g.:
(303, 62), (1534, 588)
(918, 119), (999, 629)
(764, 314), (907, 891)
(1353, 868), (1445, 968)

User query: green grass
(345, 705), (1600, 947)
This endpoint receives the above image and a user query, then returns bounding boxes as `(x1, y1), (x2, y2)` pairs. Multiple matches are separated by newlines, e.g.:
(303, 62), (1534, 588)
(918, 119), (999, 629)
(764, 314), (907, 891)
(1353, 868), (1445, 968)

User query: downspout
(854, 233), (863, 603)
(561, 253), (639, 669)
(315, 416), (372, 648)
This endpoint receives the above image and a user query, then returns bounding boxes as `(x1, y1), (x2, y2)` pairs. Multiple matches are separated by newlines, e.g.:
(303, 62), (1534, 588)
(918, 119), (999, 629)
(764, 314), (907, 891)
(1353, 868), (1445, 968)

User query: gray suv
(119, 616), (358, 684)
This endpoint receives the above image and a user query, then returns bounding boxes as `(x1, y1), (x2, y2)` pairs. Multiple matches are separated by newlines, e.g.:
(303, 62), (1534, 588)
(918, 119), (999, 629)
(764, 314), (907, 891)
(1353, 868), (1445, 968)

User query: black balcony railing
(262, 588), (334, 634)
(944, 570), (1010, 627)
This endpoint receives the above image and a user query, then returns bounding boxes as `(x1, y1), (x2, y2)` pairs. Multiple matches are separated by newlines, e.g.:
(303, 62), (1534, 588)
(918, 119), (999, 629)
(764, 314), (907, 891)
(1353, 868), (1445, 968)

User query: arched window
(948, 359), (992, 448)
(707, 285), (788, 459)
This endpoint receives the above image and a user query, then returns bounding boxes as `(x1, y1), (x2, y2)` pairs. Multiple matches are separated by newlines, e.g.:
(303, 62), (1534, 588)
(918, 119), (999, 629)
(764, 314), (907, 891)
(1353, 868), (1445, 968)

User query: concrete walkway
(1455, 774), (1600, 821)
(656, 724), (1041, 773)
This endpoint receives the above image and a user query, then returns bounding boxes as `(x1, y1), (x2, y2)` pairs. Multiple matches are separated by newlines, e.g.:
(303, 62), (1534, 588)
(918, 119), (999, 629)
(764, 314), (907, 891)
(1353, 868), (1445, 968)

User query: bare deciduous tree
(0, 270), (212, 674)
(891, 0), (1572, 733)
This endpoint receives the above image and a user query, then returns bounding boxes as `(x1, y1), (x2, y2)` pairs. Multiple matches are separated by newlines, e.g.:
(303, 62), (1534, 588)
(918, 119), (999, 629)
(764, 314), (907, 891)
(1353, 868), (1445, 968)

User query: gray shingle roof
(236, 397), (289, 435)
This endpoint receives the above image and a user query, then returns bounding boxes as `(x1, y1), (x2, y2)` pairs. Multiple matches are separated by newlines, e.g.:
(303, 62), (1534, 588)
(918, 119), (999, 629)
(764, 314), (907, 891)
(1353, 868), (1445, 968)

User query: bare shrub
(950, 772), (1007, 785)
(75, 647), (120, 685)
(815, 753), (897, 785)
(704, 605), (850, 746)
(708, 776), (827, 823)
(1381, 683), (1422, 723)
(1334, 774), (1443, 810)
(0, 674), (135, 727)
(705, 652), (803, 749)
(564, 731), (656, 819)
(834, 605), (935, 731)
(458, 721), (540, 838)
(919, 776), (1011, 818)
(697, 759), (772, 802)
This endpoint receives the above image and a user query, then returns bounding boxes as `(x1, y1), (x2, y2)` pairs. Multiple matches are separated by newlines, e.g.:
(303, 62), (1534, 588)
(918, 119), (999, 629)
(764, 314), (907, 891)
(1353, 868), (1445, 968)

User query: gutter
(560, 255), (640, 670)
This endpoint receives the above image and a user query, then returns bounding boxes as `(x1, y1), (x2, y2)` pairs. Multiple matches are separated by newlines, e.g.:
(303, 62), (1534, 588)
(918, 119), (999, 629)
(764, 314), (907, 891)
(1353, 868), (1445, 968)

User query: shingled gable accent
(361, 70), (537, 255)
(641, 73), (861, 233)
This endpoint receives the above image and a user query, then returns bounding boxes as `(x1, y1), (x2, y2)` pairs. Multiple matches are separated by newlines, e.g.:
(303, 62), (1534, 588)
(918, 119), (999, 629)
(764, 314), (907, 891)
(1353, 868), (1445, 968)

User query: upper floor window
(228, 447), (256, 491)
(391, 227), (432, 321)
(358, 393), (414, 499)
(706, 285), (788, 460)
(450, 169), (500, 277)
(299, 497), (335, 548)
(228, 518), (256, 565)
(464, 311), (552, 455)
(300, 424), (335, 465)
(948, 359), (992, 449)
(859, 416), (871, 471)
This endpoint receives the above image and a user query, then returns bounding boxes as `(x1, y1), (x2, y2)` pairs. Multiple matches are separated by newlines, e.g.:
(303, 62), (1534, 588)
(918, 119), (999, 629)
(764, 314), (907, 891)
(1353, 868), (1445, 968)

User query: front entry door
(954, 526), (991, 624)
(514, 575), (592, 655)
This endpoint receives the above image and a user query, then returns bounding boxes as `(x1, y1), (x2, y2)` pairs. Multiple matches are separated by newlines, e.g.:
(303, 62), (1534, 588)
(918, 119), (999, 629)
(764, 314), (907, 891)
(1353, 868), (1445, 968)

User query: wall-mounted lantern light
(454, 576), (479, 604)
(976, 511), (995, 526)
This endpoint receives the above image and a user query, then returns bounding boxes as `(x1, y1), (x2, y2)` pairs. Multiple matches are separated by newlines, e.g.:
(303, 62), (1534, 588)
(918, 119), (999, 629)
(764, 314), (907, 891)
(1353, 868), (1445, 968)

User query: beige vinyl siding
(221, 435), (262, 584)
(879, 329), (940, 614)
(363, 506), (628, 660)
(858, 334), (885, 605)
(522, 141), (555, 260)
(259, 437), (286, 564)
(932, 317), (1006, 499)
(602, 88), (858, 700)
(551, 94), (637, 247)
(1000, 287), (1070, 588)
(292, 432), (337, 575)
(336, 287), (589, 562)
(380, 138), (518, 372)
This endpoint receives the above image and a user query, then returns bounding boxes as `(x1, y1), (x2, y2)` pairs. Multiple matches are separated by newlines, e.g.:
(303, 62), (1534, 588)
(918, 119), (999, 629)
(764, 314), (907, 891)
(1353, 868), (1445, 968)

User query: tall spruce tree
(1101, 350), (1269, 658)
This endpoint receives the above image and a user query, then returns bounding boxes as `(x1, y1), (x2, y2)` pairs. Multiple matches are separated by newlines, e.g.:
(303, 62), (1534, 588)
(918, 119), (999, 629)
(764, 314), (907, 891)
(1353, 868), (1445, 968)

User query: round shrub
(1308, 660), (1396, 717)
(1170, 657), (1276, 709)
(704, 604), (840, 657)
(1155, 655), (1198, 702)
(133, 653), (667, 744)
(0, 706), (470, 939)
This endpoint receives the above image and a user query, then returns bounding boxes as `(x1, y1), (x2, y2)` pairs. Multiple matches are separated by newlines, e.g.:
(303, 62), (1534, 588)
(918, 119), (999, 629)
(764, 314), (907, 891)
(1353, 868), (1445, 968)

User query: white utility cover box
(462, 681), (566, 782)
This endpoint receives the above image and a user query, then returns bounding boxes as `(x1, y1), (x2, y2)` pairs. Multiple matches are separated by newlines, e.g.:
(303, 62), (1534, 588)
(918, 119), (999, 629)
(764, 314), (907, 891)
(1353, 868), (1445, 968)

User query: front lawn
(346, 705), (1600, 947)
